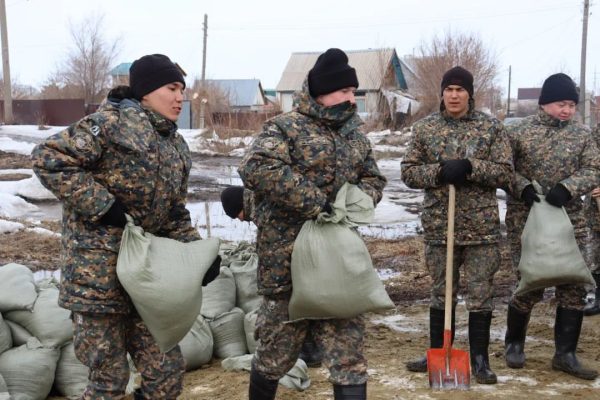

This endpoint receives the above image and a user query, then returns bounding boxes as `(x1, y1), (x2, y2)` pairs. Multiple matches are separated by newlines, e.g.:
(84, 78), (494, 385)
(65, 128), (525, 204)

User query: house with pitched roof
(275, 48), (418, 126)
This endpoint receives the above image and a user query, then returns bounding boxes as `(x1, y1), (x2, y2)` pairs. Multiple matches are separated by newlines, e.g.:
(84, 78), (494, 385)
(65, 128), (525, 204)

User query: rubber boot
(469, 311), (497, 384)
(299, 330), (323, 367)
(333, 383), (367, 400)
(405, 307), (454, 372)
(504, 305), (531, 368)
(551, 307), (598, 380)
(249, 367), (278, 400)
(133, 388), (143, 400)
(583, 274), (600, 316)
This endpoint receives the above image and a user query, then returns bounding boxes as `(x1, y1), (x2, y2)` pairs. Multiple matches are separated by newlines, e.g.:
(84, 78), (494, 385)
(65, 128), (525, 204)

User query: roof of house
(110, 63), (132, 76)
(207, 79), (265, 107)
(276, 48), (412, 92)
(518, 88), (542, 100)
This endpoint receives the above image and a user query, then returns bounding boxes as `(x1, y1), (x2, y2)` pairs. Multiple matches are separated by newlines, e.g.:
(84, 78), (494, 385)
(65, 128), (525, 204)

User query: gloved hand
(202, 255), (221, 286)
(545, 183), (572, 208)
(99, 199), (127, 228)
(439, 159), (473, 185)
(322, 202), (332, 214)
(521, 184), (541, 207)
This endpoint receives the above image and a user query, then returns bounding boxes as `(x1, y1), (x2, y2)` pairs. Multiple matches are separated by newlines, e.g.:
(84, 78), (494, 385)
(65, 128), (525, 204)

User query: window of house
(355, 92), (366, 113)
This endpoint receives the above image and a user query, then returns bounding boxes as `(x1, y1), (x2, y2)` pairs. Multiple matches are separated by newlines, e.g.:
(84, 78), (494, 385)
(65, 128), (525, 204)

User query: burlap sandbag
(289, 183), (394, 320)
(54, 342), (89, 398)
(116, 216), (220, 352)
(0, 315), (11, 355)
(200, 268), (236, 319)
(5, 287), (72, 348)
(243, 309), (258, 354)
(230, 253), (261, 313)
(0, 337), (60, 400)
(515, 193), (595, 295)
(179, 315), (213, 371)
(209, 308), (247, 359)
(0, 264), (37, 313)
(4, 321), (32, 347)
(0, 373), (9, 400)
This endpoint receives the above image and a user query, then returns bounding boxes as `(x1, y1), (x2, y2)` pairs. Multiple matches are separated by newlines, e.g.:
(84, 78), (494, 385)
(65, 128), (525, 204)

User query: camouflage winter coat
(586, 125), (600, 231)
(401, 109), (512, 245)
(31, 98), (200, 313)
(242, 188), (256, 222)
(505, 110), (600, 237)
(238, 82), (387, 295)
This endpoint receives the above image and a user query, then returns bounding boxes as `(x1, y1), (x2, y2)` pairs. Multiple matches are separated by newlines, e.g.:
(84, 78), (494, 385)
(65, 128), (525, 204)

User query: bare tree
(409, 31), (499, 119)
(50, 14), (120, 104)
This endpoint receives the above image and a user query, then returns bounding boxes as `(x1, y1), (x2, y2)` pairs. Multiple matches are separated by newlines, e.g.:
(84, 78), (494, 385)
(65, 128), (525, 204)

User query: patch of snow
(0, 219), (24, 233)
(0, 192), (40, 218)
(0, 168), (32, 175)
(496, 375), (538, 386)
(26, 227), (61, 237)
(0, 136), (35, 155)
(371, 314), (423, 333)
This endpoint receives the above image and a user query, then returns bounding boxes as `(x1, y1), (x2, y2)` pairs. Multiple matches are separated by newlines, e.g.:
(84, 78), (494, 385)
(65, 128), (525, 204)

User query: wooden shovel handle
(444, 184), (456, 344)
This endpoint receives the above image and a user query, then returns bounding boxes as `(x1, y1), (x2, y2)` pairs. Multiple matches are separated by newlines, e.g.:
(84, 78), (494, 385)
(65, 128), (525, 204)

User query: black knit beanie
(441, 66), (474, 97)
(538, 73), (579, 105)
(220, 186), (245, 219)
(129, 54), (186, 100)
(308, 48), (359, 98)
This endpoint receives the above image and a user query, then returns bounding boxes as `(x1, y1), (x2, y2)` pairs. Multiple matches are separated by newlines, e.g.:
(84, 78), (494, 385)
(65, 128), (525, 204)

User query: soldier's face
(442, 85), (469, 119)
(316, 87), (356, 107)
(541, 100), (577, 121)
(141, 82), (185, 122)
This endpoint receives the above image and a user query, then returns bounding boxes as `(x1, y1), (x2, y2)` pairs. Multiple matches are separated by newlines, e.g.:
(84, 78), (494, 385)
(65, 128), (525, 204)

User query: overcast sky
(4, 0), (600, 97)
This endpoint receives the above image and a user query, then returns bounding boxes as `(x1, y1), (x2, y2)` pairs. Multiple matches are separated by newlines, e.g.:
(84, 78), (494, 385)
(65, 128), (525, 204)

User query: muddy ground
(2, 151), (600, 399)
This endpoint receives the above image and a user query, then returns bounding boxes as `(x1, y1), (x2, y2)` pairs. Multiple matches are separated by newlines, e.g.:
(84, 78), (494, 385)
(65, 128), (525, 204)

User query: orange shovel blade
(427, 346), (470, 390)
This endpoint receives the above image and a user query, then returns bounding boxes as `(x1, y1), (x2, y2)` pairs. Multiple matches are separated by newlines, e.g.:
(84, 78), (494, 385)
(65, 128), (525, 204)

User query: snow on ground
(0, 219), (24, 233)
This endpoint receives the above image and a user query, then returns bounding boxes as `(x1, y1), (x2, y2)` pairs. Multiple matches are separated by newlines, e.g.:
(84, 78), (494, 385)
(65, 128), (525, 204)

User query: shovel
(427, 184), (470, 390)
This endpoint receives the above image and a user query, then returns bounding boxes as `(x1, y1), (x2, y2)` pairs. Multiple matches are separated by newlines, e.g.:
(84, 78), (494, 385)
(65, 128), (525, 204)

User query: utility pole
(199, 14), (208, 129)
(506, 65), (512, 118)
(0, 0), (13, 124)
(579, 0), (589, 125)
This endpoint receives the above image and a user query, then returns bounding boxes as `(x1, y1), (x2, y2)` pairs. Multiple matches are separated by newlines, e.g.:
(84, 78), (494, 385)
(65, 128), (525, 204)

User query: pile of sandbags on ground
(0, 263), (79, 400)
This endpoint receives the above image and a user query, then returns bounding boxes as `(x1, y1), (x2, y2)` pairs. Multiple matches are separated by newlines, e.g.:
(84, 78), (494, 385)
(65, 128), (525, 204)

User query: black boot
(333, 383), (366, 400)
(583, 274), (600, 316)
(299, 330), (323, 367)
(133, 388), (143, 400)
(405, 307), (454, 372)
(249, 367), (278, 400)
(504, 305), (530, 368)
(469, 311), (497, 384)
(551, 307), (598, 380)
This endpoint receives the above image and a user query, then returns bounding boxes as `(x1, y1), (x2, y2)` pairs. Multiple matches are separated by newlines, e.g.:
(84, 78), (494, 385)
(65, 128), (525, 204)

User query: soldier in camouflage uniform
(31, 54), (219, 400)
(504, 73), (600, 380)
(401, 66), (512, 384)
(220, 186), (324, 367)
(238, 48), (386, 400)
(584, 124), (600, 315)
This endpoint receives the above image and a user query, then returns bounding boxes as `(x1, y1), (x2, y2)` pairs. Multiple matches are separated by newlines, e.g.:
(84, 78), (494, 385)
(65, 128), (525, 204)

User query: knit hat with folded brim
(538, 73), (579, 105)
(308, 48), (359, 98)
(129, 54), (185, 100)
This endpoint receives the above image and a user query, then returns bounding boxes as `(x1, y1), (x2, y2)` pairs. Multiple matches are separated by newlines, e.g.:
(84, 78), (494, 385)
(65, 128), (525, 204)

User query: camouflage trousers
(508, 231), (587, 312)
(252, 292), (367, 385)
(72, 311), (185, 400)
(586, 229), (600, 275)
(425, 243), (500, 312)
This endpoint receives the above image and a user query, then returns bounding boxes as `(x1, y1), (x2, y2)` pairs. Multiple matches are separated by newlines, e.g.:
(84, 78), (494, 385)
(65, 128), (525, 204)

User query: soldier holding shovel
(402, 66), (513, 385)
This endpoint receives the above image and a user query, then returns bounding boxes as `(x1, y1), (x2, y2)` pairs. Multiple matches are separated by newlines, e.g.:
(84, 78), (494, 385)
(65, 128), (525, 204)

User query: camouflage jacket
(401, 109), (512, 245)
(505, 110), (600, 237)
(31, 98), (200, 313)
(583, 125), (600, 231)
(238, 82), (387, 295)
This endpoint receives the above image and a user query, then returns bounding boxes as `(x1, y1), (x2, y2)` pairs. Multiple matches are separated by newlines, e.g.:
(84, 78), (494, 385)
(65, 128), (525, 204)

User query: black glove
(107, 85), (133, 101)
(521, 184), (541, 207)
(545, 183), (572, 208)
(439, 159), (473, 185)
(322, 202), (332, 214)
(202, 255), (221, 286)
(99, 199), (127, 228)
